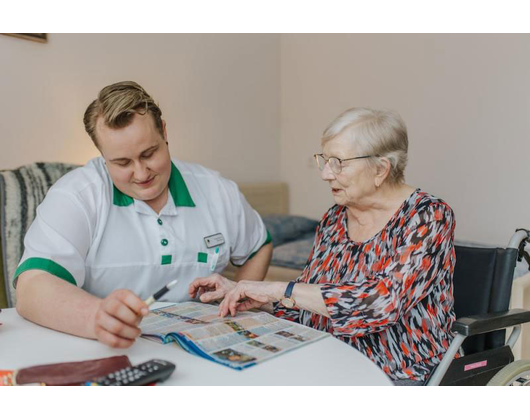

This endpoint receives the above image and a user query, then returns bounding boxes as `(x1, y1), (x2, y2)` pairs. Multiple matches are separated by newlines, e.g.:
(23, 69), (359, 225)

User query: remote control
(85, 359), (176, 386)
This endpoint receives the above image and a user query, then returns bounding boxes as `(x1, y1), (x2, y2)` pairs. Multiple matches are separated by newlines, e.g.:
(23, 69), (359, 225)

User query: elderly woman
(189, 107), (456, 385)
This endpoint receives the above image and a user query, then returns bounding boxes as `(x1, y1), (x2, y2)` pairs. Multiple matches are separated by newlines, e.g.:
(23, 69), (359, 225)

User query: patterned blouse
(273, 189), (456, 382)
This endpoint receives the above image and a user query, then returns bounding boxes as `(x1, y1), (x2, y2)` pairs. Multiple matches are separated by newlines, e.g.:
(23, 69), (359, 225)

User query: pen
(144, 279), (179, 306)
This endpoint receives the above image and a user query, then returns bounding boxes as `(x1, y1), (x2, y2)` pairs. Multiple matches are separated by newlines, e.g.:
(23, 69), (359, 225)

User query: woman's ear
(374, 157), (391, 187)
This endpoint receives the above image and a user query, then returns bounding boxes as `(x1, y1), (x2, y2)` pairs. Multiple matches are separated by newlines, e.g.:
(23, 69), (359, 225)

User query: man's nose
(134, 161), (150, 180)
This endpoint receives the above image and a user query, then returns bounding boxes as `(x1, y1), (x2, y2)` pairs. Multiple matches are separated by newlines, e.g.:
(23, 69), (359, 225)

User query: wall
(2, 33), (529, 245)
(280, 34), (530, 246)
(0, 33), (281, 183)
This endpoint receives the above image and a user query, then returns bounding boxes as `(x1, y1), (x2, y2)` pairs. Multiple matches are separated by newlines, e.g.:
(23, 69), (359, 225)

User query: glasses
(314, 153), (373, 175)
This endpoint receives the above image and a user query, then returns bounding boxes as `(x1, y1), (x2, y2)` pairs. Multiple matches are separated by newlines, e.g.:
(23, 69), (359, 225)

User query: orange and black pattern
(273, 189), (456, 381)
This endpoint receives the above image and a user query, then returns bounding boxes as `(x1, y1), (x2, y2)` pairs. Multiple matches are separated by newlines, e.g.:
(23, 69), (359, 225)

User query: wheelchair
(426, 229), (530, 386)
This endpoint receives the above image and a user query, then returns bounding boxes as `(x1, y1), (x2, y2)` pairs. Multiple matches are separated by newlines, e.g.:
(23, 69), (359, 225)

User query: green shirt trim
(161, 255), (172, 265)
(13, 257), (77, 288)
(113, 161), (196, 207)
(113, 184), (134, 206)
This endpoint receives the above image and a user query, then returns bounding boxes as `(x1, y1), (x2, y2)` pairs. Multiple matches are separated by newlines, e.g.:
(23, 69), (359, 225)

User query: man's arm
(234, 242), (272, 282)
(16, 270), (100, 338)
(16, 270), (148, 348)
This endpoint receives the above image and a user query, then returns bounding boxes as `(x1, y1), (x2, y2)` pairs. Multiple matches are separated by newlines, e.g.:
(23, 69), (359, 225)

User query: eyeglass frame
(313, 153), (375, 174)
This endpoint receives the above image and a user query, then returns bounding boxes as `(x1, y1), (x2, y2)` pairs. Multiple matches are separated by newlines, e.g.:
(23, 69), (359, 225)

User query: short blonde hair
(322, 107), (408, 185)
(83, 81), (164, 147)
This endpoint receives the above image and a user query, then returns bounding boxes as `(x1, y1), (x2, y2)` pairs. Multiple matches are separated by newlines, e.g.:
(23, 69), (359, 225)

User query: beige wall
(0, 33), (280, 183)
(511, 274), (530, 359)
(280, 34), (530, 246)
(2, 34), (529, 245)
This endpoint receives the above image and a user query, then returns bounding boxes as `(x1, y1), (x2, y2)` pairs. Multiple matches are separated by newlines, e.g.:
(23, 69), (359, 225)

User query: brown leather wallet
(15, 355), (132, 386)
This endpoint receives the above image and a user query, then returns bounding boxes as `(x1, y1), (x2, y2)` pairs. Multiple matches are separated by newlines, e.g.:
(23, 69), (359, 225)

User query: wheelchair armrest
(452, 308), (530, 336)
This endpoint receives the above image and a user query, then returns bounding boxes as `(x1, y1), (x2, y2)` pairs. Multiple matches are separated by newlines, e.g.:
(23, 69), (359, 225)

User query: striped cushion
(0, 162), (79, 307)
(0, 239), (6, 308)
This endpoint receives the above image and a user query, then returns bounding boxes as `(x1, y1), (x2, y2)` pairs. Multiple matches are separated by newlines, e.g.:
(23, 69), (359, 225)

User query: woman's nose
(320, 161), (336, 181)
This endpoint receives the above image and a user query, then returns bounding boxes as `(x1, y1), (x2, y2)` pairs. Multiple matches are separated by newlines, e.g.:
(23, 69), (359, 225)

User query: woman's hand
(189, 274), (236, 303)
(218, 281), (287, 317)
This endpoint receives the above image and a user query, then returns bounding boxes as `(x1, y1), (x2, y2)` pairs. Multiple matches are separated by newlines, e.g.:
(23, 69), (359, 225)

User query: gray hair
(322, 107), (408, 185)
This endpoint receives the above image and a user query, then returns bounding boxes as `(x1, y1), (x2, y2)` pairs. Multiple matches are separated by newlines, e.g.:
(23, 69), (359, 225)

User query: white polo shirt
(14, 157), (270, 302)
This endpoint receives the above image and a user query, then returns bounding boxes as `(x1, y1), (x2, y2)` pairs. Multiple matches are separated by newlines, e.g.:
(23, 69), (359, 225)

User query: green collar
(113, 161), (196, 207)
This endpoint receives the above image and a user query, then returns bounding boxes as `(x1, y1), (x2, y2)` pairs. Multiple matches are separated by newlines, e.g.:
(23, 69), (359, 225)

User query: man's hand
(91, 289), (149, 348)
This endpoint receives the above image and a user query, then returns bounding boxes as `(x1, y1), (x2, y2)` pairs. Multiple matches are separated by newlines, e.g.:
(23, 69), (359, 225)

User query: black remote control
(85, 359), (176, 386)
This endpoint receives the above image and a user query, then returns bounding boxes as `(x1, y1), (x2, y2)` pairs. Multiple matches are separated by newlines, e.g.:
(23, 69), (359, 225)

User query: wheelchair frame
(427, 229), (530, 386)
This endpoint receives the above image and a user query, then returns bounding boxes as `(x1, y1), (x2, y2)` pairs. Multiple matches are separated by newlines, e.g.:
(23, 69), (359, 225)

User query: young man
(15, 81), (272, 348)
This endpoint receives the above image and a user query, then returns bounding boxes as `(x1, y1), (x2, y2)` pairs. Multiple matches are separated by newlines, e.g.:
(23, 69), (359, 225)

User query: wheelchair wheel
(487, 360), (530, 386)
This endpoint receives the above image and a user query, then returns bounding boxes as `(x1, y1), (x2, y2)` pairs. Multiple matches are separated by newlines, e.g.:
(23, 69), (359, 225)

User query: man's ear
(162, 119), (168, 141)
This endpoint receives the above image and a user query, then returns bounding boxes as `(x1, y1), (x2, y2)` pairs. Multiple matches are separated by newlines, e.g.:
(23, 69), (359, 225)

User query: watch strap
(284, 281), (296, 299)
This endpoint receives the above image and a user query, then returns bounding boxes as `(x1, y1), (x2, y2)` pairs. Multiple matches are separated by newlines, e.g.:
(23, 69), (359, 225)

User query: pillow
(261, 214), (319, 247)
(271, 234), (315, 270)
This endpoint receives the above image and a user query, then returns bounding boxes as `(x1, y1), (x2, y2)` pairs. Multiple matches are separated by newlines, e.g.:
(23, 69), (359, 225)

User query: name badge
(204, 233), (225, 249)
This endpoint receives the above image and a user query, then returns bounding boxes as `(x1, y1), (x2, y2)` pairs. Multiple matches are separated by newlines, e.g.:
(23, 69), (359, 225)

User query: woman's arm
(218, 280), (330, 318)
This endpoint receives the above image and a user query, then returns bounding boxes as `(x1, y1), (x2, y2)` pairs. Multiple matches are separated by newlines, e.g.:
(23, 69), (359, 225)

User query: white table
(0, 306), (392, 386)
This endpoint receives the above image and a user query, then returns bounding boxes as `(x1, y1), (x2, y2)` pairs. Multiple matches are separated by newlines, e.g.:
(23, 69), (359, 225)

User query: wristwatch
(280, 281), (297, 309)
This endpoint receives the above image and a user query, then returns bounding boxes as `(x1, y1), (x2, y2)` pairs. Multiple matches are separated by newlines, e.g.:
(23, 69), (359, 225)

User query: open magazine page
(140, 302), (328, 370)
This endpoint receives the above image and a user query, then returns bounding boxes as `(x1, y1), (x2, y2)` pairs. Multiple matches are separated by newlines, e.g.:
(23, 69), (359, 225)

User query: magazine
(140, 302), (328, 370)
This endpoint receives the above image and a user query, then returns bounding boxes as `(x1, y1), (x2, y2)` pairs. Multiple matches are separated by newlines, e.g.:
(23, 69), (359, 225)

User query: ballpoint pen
(144, 279), (179, 306)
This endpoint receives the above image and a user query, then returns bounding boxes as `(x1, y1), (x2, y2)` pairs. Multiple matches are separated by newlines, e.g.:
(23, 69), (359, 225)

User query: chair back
(0, 162), (79, 307)
(453, 245), (519, 354)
